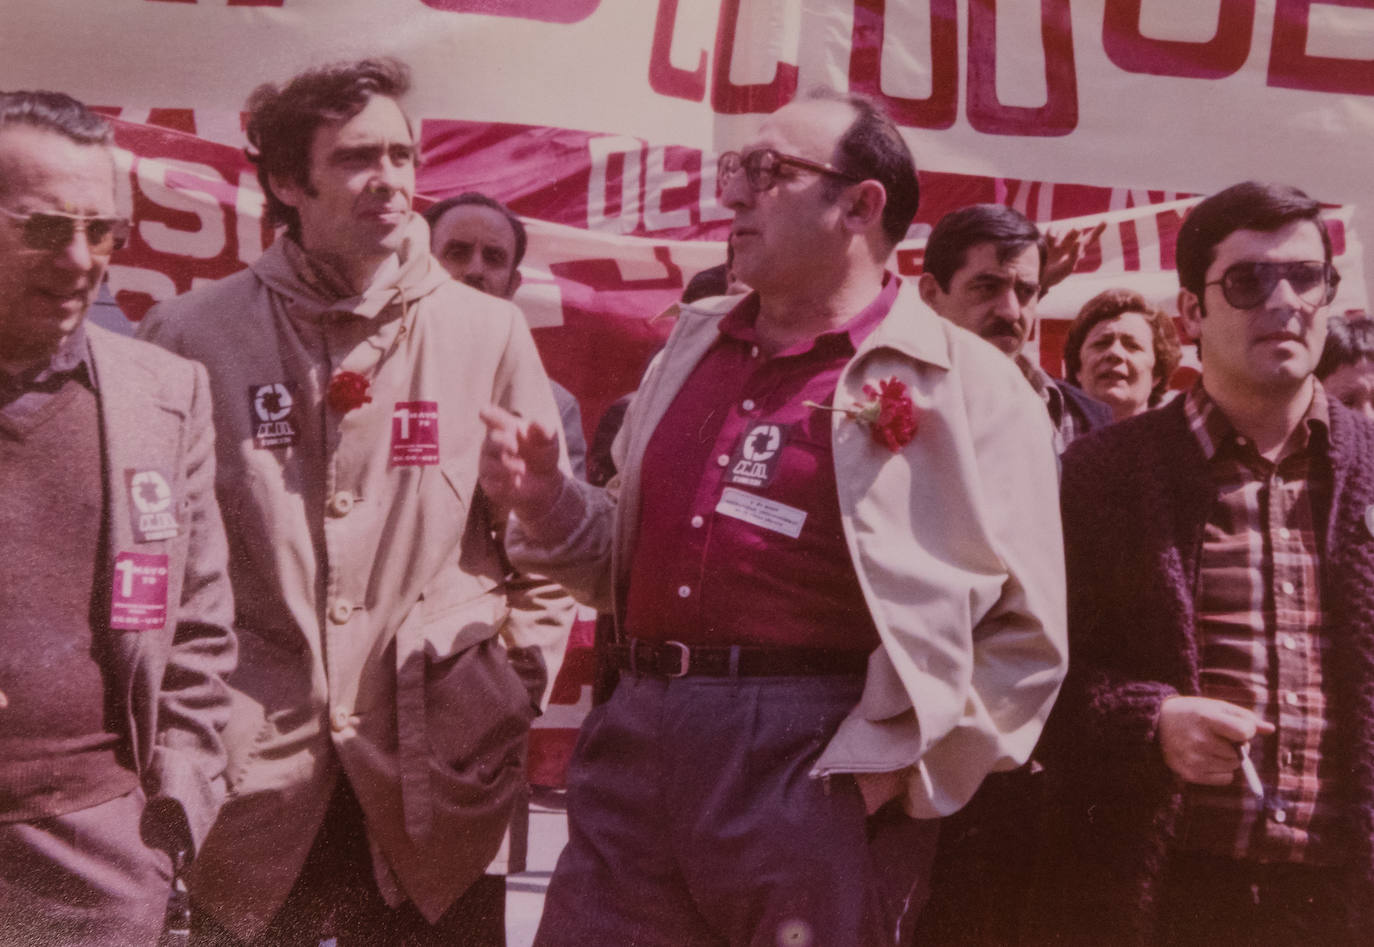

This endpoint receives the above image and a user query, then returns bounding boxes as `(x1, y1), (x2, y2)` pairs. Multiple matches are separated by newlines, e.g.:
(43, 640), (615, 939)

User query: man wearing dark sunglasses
(1039, 181), (1374, 944)
(482, 89), (1066, 946)
(0, 91), (236, 946)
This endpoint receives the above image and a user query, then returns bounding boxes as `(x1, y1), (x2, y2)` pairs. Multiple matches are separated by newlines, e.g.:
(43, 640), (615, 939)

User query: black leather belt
(608, 637), (870, 679)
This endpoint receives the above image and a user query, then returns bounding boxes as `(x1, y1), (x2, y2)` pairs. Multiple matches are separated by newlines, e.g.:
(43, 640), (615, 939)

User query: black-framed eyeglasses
(1205, 260), (1339, 311)
(0, 206), (131, 255)
(717, 148), (862, 194)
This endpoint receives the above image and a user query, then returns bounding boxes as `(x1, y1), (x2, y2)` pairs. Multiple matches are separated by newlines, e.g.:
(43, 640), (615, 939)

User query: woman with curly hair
(1064, 288), (1182, 422)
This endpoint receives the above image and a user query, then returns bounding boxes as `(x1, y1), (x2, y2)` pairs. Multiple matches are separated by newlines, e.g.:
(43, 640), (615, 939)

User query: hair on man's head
(801, 88), (919, 251)
(246, 58), (412, 241)
(422, 192), (527, 268)
(1175, 181), (1331, 300)
(922, 204), (1045, 292)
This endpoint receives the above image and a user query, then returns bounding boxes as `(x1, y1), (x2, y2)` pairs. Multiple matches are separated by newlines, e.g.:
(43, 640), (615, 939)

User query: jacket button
(330, 708), (351, 732)
(328, 491), (355, 517)
(329, 600), (354, 624)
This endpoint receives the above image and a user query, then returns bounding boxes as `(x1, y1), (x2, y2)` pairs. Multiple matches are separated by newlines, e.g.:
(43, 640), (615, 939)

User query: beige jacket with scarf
(509, 281), (1067, 818)
(139, 218), (575, 935)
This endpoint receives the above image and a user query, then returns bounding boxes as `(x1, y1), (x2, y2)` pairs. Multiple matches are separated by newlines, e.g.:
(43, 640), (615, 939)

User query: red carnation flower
(327, 370), (372, 413)
(805, 375), (919, 453)
(856, 377), (919, 452)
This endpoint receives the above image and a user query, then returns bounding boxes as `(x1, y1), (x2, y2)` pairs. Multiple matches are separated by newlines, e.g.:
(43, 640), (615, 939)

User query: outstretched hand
(479, 404), (564, 523)
(1042, 221), (1107, 294)
(1158, 695), (1275, 786)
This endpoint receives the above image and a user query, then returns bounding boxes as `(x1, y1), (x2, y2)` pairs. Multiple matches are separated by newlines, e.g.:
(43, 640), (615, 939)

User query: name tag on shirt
(715, 487), (807, 539)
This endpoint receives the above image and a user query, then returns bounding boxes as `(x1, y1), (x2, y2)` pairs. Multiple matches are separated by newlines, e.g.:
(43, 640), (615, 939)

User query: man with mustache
(139, 59), (574, 945)
(480, 89), (1066, 946)
(0, 90), (235, 946)
(920, 203), (1111, 452)
(1039, 181), (1374, 944)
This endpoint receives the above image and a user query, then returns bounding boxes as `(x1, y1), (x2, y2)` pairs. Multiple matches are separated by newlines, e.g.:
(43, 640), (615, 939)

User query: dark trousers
(535, 672), (938, 947)
(1155, 851), (1351, 947)
(0, 787), (173, 947)
(190, 780), (505, 947)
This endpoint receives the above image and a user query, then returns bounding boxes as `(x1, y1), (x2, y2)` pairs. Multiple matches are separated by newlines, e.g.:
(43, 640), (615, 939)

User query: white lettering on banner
(585, 137), (730, 235)
(644, 146), (692, 231)
(698, 158), (733, 223)
(106, 265), (178, 308)
(137, 157), (227, 259)
(236, 171), (267, 263)
(587, 136), (643, 234)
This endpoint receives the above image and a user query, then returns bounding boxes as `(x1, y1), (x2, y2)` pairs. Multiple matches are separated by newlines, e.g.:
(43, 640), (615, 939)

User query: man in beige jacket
(481, 89), (1067, 946)
(139, 59), (574, 945)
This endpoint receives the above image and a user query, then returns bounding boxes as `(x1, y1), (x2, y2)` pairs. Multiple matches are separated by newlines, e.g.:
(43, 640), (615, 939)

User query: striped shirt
(1175, 381), (1347, 866)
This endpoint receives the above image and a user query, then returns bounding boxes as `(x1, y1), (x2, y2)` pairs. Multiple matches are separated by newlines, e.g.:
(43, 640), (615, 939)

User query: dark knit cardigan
(1033, 396), (1374, 946)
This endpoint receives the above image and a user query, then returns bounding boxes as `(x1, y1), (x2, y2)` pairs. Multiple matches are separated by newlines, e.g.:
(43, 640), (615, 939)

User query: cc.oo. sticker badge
(248, 382), (299, 449)
(125, 468), (179, 542)
(726, 422), (787, 488)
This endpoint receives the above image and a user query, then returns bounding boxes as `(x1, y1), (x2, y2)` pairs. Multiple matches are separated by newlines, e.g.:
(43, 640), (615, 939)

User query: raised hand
(479, 404), (565, 522)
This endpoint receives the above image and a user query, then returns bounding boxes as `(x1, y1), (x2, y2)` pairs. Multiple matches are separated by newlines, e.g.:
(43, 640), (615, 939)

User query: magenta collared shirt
(622, 276), (900, 650)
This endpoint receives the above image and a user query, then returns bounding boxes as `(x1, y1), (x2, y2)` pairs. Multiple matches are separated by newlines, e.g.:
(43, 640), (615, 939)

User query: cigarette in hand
(1238, 743), (1264, 798)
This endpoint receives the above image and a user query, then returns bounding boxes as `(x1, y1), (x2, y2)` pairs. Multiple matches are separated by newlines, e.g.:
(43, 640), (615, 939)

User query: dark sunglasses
(1205, 260), (1339, 310)
(718, 148), (862, 193)
(0, 206), (131, 255)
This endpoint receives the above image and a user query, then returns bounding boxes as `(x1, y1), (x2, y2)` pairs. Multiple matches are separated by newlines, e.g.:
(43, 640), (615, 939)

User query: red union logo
(418, 0), (599, 23)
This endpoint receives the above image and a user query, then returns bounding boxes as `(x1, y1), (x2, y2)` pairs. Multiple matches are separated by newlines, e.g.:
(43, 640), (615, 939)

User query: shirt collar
(717, 273), (900, 358)
(1184, 379), (1330, 461)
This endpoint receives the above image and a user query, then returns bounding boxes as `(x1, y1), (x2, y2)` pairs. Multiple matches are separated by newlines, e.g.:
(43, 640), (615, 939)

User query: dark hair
(922, 204), (1046, 291)
(1176, 181), (1332, 299)
(1316, 313), (1374, 380)
(0, 91), (113, 200)
(1065, 288), (1182, 407)
(422, 192), (527, 268)
(801, 88), (919, 250)
(0, 90), (112, 145)
(246, 58), (411, 241)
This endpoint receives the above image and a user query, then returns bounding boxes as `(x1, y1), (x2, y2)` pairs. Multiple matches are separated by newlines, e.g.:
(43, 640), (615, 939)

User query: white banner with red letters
(8, 0), (1371, 784)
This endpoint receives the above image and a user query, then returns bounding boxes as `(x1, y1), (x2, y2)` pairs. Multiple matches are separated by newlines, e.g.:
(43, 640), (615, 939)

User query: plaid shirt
(1016, 356), (1088, 454)
(1175, 381), (1346, 866)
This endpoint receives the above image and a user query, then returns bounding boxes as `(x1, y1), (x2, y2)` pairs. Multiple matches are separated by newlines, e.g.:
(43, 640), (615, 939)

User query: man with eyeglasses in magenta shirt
(0, 91), (236, 946)
(480, 89), (1066, 946)
(1038, 181), (1374, 945)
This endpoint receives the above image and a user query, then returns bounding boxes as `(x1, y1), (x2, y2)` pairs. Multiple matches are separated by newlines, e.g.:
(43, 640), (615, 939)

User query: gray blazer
(88, 323), (236, 855)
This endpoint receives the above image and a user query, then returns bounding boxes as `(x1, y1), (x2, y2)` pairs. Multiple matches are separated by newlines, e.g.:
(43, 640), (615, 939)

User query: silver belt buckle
(664, 640), (691, 678)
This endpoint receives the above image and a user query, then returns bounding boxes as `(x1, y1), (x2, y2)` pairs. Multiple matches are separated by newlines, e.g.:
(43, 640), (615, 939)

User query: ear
(842, 180), (887, 236)
(268, 172), (304, 210)
(503, 268), (523, 300)
(918, 272), (943, 310)
(1176, 288), (1204, 342)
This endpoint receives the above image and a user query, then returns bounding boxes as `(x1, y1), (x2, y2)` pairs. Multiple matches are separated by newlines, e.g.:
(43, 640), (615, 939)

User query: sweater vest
(0, 379), (139, 821)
